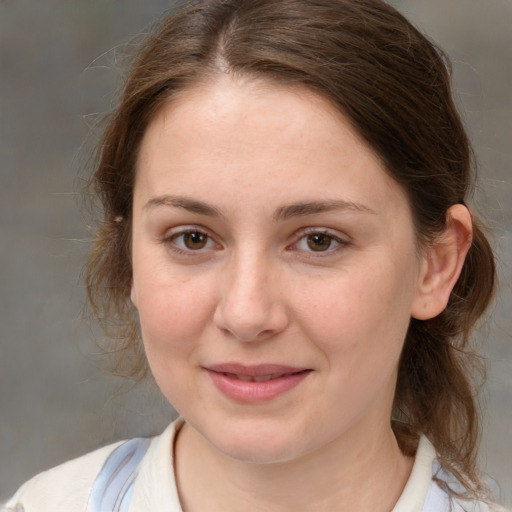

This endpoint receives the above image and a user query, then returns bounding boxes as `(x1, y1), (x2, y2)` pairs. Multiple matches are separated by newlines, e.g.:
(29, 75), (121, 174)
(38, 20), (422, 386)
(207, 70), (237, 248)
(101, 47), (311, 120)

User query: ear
(412, 204), (473, 320)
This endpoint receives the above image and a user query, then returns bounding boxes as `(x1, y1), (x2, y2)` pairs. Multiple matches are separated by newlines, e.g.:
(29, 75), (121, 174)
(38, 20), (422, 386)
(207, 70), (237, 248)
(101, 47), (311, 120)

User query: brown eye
(182, 231), (209, 250)
(306, 233), (334, 251)
(165, 228), (219, 255)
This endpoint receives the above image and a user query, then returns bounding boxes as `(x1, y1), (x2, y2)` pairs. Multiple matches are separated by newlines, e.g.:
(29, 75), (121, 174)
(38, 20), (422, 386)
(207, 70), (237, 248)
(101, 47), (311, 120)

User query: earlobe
(130, 281), (138, 309)
(412, 204), (473, 320)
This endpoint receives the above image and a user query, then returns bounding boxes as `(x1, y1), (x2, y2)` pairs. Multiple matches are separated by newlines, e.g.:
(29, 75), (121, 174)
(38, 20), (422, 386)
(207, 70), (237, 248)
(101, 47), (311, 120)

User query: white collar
(131, 419), (437, 511)
(131, 418), (184, 510)
(393, 435), (437, 512)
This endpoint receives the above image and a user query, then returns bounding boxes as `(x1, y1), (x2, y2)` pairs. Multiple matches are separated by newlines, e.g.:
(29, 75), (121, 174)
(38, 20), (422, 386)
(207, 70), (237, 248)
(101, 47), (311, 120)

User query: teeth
(253, 375), (280, 382)
(224, 373), (289, 382)
(236, 374), (254, 382)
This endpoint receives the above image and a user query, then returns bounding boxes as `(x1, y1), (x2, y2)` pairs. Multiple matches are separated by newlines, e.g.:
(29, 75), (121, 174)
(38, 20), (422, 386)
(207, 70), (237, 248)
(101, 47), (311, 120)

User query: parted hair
(86, 0), (496, 499)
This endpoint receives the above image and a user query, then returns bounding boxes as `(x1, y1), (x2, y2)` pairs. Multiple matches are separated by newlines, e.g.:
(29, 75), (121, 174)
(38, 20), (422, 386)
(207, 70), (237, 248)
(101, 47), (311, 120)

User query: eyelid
(159, 225), (348, 257)
(161, 225), (222, 254)
(288, 227), (349, 255)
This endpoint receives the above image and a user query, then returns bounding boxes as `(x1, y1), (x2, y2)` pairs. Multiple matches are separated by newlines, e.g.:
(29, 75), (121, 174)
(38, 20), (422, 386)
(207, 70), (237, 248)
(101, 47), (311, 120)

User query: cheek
(133, 270), (218, 405)
(133, 268), (216, 358)
(293, 261), (415, 372)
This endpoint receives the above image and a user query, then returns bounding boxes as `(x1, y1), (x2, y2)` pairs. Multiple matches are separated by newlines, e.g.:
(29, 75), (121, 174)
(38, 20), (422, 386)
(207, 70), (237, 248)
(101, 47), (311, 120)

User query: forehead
(138, 74), (368, 161)
(135, 75), (408, 219)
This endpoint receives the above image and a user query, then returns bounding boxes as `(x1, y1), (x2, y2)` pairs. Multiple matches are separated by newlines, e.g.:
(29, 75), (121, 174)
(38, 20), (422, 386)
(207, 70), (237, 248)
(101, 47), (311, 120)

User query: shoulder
(2, 419), (183, 512)
(423, 479), (501, 512)
(422, 461), (507, 512)
(393, 435), (507, 512)
(1, 439), (128, 512)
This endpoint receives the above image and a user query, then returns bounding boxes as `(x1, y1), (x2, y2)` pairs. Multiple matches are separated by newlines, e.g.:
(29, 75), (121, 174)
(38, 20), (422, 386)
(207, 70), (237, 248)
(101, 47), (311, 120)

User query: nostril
(213, 285), (290, 342)
(216, 324), (280, 343)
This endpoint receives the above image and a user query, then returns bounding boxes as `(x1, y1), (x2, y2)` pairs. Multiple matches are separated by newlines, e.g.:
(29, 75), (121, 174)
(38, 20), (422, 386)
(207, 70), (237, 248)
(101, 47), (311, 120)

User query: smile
(204, 364), (312, 403)
(222, 372), (299, 382)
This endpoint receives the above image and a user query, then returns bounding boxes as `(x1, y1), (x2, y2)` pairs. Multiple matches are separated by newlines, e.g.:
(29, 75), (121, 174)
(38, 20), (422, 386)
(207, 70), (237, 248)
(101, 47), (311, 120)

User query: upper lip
(205, 363), (310, 377)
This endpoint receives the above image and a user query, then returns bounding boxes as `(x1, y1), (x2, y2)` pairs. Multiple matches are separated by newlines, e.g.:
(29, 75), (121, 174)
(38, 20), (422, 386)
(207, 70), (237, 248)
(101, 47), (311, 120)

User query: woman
(3, 0), (504, 510)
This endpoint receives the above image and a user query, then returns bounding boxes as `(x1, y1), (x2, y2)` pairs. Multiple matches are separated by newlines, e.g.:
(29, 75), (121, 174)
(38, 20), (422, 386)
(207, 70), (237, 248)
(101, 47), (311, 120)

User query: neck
(174, 420), (414, 512)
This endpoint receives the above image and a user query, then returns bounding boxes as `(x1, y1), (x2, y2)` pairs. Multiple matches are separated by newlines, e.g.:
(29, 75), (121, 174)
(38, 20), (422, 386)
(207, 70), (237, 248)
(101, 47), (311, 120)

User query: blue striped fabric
(85, 438), (151, 512)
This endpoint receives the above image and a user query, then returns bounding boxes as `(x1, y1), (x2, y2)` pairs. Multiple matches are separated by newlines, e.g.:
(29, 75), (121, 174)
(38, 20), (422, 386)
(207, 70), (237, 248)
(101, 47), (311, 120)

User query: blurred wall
(1, 0), (510, 504)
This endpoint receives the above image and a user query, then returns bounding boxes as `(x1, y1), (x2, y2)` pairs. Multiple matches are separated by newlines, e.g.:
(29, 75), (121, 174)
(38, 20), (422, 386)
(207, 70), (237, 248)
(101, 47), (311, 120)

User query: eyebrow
(143, 195), (225, 218)
(273, 200), (376, 221)
(143, 195), (375, 220)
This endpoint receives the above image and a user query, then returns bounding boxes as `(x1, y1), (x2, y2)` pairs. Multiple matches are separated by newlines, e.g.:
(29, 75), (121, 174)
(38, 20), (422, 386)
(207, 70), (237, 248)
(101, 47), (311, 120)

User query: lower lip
(205, 369), (311, 403)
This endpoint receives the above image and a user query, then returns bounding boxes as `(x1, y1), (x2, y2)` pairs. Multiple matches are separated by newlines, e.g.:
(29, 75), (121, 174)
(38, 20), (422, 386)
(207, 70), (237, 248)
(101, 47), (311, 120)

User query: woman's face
(131, 76), (427, 464)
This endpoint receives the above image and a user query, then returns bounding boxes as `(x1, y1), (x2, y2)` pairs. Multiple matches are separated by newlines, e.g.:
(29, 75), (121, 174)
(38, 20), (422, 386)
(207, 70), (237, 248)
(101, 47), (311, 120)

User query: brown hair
(86, 0), (496, 499)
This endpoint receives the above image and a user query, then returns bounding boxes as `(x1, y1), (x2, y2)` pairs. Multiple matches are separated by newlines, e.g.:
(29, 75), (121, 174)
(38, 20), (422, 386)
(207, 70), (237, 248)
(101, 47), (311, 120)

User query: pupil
(184, 232), (207, 249)
(307, 233), (331, 251)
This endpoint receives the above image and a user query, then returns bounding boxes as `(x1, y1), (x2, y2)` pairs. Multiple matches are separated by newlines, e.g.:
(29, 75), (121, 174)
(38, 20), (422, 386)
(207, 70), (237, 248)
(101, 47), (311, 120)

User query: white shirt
(2, 418), (499, 512)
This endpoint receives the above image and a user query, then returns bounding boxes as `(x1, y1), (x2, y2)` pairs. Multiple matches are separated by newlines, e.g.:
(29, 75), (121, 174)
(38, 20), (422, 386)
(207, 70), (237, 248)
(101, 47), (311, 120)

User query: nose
(213, 252), (289, 342)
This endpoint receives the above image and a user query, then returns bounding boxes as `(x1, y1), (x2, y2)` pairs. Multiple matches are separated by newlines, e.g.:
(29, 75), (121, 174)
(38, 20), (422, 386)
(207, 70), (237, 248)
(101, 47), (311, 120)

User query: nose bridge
(214, 245), (288, 342)
(232, 246), (268, 301)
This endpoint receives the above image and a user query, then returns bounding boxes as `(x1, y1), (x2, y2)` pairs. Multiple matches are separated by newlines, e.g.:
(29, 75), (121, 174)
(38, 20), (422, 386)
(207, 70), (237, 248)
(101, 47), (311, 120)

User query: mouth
(219, 371), (305, 382)
(204, 364), (312, 403)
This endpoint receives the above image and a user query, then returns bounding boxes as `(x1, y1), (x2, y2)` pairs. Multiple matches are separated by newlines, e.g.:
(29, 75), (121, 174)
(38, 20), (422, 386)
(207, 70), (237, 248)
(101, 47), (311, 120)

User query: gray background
(0, 0), (511, 505)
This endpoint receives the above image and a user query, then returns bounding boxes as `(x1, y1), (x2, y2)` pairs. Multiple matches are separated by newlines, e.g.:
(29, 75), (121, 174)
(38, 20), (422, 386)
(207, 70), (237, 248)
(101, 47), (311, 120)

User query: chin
(203, 419), (311, 465)
(221, 440), (299, 465)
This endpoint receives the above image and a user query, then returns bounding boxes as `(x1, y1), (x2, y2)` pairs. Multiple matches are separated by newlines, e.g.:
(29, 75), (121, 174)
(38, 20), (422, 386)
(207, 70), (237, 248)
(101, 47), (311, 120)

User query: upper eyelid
(293, 227), (348, 241)
(162, 225), (214, 238)
(161, 226), (221, 250)
(160, 225), (349, 248)
(286, 228), (349, 254)
(160, 225), (348, 240)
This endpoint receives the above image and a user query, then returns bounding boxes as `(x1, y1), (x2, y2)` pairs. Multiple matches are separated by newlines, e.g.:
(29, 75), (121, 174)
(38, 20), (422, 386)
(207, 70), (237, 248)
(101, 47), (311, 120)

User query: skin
(130, 75), (472, 512)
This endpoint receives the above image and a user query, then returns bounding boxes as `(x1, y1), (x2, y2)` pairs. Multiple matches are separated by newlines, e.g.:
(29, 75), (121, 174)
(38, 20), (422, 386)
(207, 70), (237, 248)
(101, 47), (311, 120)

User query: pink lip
(204, 363), (312, 403)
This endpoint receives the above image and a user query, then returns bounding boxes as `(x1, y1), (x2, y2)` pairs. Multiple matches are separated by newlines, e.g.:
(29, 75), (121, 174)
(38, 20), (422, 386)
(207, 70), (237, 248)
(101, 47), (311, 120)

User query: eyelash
(162, 227), (219, 255)
(161, 227), (348, 257)
(289, 229), (347, 256)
